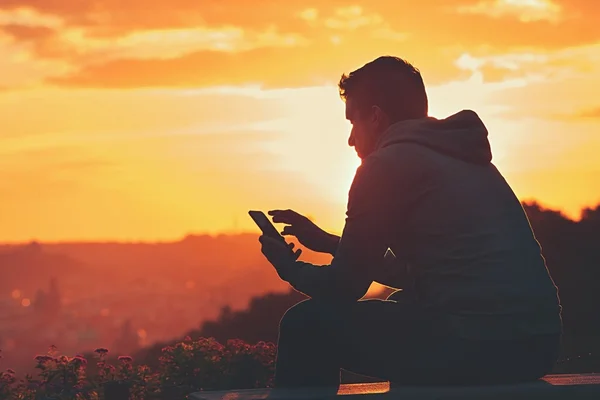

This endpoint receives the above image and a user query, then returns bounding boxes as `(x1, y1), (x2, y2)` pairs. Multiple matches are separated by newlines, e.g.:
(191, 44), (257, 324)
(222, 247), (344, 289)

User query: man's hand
(269, 209), (340, 255)
(259, 235), (301, 281)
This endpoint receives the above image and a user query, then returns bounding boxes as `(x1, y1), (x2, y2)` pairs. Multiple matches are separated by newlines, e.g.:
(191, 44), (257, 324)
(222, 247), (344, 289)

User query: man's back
(368, 110), (562, 340)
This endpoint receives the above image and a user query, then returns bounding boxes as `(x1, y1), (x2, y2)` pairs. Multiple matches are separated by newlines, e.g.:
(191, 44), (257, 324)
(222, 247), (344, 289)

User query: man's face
(345, 97), (380, 159)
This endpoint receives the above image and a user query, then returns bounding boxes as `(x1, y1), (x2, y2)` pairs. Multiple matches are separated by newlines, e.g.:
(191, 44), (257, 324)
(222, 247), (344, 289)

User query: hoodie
(284, 110), (562, 340)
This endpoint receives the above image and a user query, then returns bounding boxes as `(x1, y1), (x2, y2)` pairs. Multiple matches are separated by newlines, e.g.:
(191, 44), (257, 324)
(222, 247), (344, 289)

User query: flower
(34, 355), (55, 364)
(2, 336), (278, 397)
(70, 356), (88, 365)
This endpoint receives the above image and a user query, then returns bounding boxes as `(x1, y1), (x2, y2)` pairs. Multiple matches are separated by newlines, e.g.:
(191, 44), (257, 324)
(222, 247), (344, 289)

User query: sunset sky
(1, 0), (599, 242)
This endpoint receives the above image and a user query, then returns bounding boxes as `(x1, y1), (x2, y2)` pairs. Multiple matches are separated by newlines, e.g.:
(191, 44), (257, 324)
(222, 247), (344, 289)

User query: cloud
(38, 4), (414, 89)
(45, 25), (308, 62)
(0, 1), (317, 35)
(324, 6), (383, 29)
(1, 24), (54, 41)
(46, 48), (306, 88)
(46, 38), (468, 89)
(0, 6), (318, 88)
(2, 0), (599, 91)
(454, 51), (550, 83)
(576, 108), (600, 119)
(482, 44), (600, 113)
(457, 0), (563, 23)
(431, 0), (600, 50)
(325, 6), (407, 41)
(452, 41), (600, 85)
(458, 43), (600, 120)
(0, 11), (308, 63)
(0, 7), (310, 89)
(298, 5), (407, 41)
(0, 7), (62, 28)
(298, 8), (319, 23)
(0, 32), (73, 89)
(44, 37), (406, 88)
(0, 8), (69, 88)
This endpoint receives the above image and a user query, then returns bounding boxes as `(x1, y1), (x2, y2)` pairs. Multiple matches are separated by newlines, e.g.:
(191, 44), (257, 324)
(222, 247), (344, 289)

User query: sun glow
(253, 85), (360, 202)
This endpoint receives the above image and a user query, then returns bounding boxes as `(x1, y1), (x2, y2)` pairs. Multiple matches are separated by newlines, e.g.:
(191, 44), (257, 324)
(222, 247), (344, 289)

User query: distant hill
(1, 233), (330, 271)
(0, 242), (85, 293)
(0, 233), (332, 295)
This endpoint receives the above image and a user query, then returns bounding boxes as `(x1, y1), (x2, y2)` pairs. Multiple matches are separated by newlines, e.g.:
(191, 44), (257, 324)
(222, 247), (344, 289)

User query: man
(259, 56), (562, 389)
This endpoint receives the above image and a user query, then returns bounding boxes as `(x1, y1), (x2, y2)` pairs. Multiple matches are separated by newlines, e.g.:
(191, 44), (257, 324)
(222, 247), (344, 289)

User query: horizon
(0, 197), (595, 244)
(2, 1), (600, 242)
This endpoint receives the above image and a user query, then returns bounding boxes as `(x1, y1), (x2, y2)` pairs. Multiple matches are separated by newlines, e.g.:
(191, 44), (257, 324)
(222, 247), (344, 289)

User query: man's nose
(348, 134), (355, 147)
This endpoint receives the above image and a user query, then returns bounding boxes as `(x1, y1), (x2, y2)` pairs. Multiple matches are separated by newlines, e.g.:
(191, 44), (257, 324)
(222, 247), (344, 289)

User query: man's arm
(269, 209), (341, 256)
(322, 233), (340, 256)
(279, 157), (394, 302)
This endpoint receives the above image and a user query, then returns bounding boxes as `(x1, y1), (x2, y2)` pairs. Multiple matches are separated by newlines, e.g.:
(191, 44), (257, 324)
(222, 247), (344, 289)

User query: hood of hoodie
(374, 109), (492, 165)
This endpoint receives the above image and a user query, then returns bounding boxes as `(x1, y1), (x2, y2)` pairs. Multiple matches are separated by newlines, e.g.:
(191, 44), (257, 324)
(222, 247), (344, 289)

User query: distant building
(113, 319), (140, 355)
(32, 277), (62, 317)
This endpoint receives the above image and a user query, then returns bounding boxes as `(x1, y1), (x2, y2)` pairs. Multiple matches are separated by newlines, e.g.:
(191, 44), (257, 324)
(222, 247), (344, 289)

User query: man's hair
(338, 56), (428, 122)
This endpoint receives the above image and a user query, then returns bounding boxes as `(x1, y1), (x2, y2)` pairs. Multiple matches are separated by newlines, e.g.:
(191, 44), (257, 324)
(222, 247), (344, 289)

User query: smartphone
(248, 210), (286, 242)
(249, 210), (301, 260)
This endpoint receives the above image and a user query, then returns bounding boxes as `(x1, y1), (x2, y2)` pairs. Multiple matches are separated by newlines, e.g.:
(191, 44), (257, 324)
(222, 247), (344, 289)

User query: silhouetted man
(258, 56), (562, 389)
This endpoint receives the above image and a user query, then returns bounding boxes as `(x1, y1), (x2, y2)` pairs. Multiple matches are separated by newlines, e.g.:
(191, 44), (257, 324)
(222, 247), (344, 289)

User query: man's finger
(281, 225), (298, 236)
(287, 242), (295, 250)
(269, 209), (301, 224)
(294, 248), (302, 259)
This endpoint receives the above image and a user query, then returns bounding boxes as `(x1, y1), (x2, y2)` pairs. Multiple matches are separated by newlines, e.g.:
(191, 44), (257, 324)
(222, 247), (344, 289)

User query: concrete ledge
(190, 374), (600, 400)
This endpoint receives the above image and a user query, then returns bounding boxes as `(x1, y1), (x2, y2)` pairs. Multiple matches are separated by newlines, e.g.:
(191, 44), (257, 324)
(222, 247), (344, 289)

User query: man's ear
(370, 105), (380, 123)
(371, 105), (386, 127)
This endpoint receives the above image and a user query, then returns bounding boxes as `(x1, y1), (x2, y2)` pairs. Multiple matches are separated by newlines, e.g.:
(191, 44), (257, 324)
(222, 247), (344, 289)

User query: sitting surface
(190, 373), (600, 400)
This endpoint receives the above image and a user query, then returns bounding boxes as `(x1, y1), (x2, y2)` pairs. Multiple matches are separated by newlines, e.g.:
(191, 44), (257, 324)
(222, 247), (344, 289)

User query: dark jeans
(274, 292), (560, 388)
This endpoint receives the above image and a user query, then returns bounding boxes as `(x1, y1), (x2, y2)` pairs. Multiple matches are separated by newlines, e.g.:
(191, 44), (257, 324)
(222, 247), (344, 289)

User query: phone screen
(248, 210), (300, 259)
(248, 210), (285, 241)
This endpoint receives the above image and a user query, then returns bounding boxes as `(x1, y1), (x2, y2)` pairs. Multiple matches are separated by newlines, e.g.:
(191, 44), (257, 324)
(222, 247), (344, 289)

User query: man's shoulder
(371, 141), (435, 163)
(367, 142), (434, 177)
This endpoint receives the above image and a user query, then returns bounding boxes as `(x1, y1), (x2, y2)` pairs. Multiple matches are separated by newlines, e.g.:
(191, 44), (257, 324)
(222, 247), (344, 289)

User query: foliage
(0, 338), (276, 400)
(133, 290), (306, 370)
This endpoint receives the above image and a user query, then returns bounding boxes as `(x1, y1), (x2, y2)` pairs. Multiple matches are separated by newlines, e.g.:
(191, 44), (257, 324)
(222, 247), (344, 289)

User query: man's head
(339, 56), (428, 159)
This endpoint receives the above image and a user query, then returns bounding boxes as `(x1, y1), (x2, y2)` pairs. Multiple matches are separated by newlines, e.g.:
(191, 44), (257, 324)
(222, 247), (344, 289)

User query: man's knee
(280, 298), (348, 333)
(279, 299), (322, 332)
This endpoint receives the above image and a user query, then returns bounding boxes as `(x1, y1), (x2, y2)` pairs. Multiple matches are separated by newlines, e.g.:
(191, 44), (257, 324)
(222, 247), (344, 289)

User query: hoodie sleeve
(283, 156), (393, 302)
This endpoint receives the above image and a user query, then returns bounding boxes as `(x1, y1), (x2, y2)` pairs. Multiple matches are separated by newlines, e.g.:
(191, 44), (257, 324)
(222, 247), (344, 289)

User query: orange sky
(1, 0), (600, 242)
